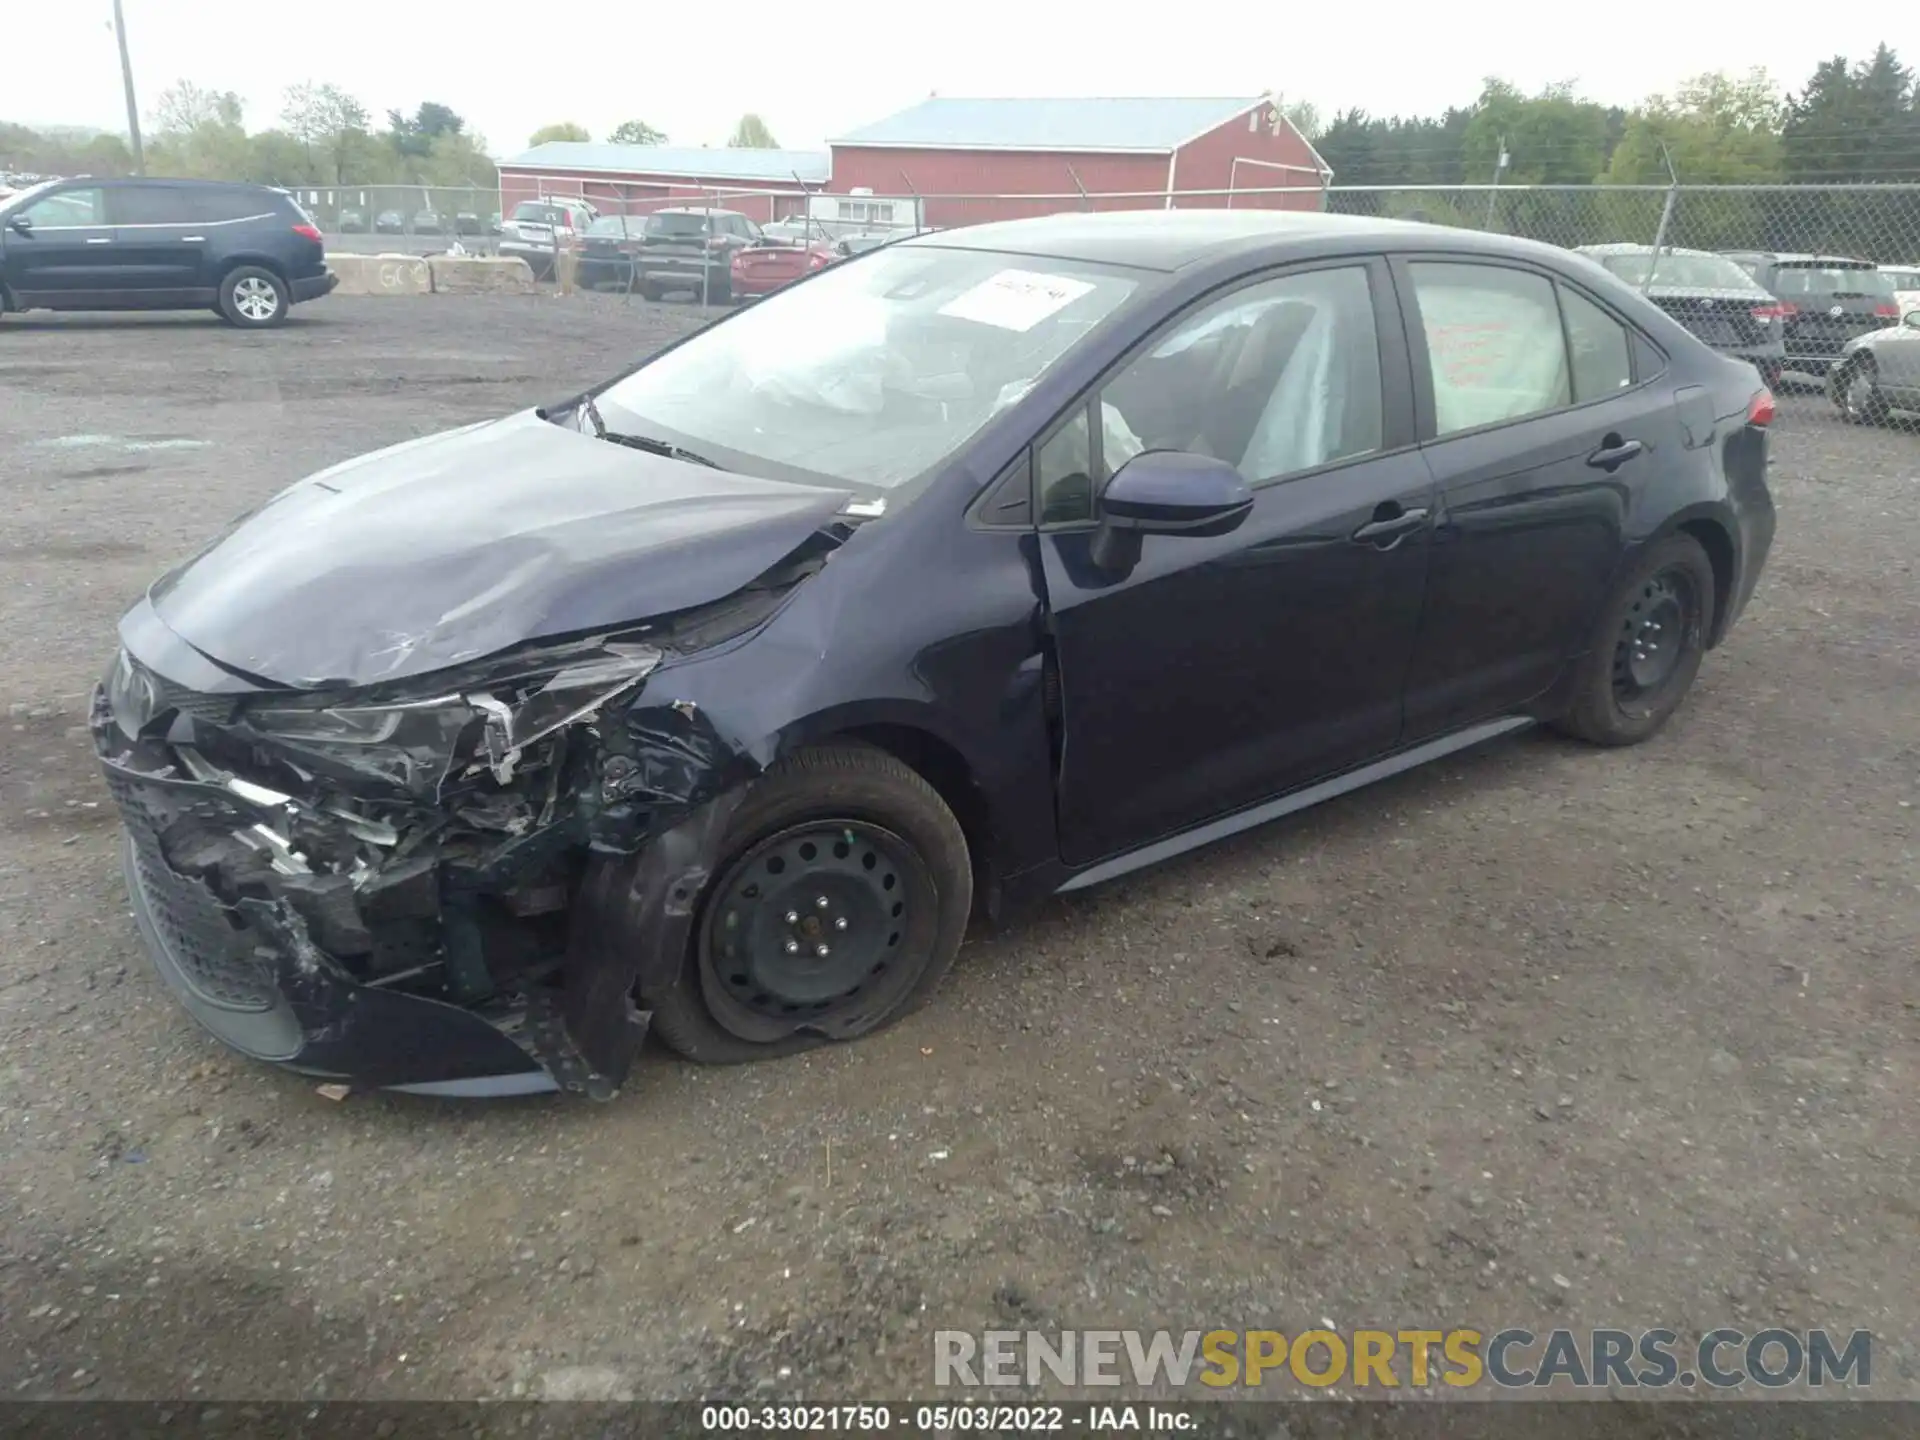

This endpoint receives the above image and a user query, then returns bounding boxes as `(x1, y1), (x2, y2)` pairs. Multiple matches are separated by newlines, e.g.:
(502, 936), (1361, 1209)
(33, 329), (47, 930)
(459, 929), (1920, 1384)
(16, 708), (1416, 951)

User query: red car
(730, 240), (838, 299)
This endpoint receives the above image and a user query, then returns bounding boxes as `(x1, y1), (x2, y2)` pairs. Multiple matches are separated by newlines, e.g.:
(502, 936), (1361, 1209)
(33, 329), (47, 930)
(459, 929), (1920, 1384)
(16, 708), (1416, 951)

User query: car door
(1868, 320), (1920, 407)
(1393, 257), (1688, 740)
(1039, 260), (1433, 867)
(3, 185), (116, 301)
(103, 183), (208, 296)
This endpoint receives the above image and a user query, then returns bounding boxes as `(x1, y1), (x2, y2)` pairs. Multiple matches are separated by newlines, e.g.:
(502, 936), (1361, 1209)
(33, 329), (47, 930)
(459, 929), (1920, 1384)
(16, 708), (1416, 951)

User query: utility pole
(111, 0), (145, 173)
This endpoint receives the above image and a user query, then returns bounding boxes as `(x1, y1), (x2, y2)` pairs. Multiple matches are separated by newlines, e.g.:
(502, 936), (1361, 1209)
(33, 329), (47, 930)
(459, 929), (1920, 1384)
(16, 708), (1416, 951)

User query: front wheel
(645, 744), (973, 1065)
(1834, 357), (1888, 425)
(1553, 533), (1717, 747)
(219, 266), (289, 327)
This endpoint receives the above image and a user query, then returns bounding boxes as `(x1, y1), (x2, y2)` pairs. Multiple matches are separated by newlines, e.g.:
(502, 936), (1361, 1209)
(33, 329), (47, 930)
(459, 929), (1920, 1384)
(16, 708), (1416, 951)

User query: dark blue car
(0, 177), (336, 327)
(92, 211), (1775, 1097)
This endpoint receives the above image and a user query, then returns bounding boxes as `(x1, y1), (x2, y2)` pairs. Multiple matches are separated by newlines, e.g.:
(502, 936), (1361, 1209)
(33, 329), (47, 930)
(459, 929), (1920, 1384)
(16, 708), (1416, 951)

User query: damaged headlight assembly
(237, 642), (666, 795)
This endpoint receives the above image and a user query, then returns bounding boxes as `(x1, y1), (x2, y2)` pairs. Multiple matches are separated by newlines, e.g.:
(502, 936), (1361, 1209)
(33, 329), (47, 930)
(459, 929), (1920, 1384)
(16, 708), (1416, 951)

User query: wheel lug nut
(784, 940), (800, 955)
(784, 910), (799, 924)
(834, 916), (848, 931)
(815, 895), (830, 909)
(816, 944), (831, 958)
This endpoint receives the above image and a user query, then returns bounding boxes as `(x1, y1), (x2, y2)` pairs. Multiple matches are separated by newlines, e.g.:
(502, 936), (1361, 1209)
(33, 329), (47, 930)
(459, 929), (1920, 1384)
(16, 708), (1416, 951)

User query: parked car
(730, 238), (837, 299)
(1830, 308), (1920, 424)
(0, 176), (336, 327)
(455, 212), (484, 237)
(577, 215), (645, 287)
(498, 198), (596, 279)
(634, 207), (759, 301)
(413, 209), (444, 235)
(1577, 244), (1787, 387)
(90, 211), (1775, 1096)
(759, 219), (820, 246)
(1720, 251), (1901, 377)
(337, 208), (367, 233)
(374, 210), (405, 235)
(1881, 264), (1920, 318)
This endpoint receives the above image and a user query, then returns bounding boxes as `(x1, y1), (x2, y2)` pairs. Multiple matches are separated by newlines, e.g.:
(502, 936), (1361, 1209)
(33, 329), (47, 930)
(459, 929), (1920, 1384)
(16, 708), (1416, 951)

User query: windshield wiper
(571, 393), (724, 470)
(601, 430), (724, 470)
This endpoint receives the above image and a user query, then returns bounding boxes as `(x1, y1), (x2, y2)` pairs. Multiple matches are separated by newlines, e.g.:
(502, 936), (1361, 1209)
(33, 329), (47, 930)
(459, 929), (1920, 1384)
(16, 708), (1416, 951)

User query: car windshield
(598, 245), (1140, 491)
(1772, 265), (1895, 299)
(645, 212), (711, 236)
(1597, 251), (1762, 291)
(0, 178), (59, 217)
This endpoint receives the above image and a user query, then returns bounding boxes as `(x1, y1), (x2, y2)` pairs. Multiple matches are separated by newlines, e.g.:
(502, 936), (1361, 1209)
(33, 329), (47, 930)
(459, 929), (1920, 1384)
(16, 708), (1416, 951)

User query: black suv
(0, 177), (336, 327)
(633, 208), (760, 301)
(1720, 251), (1901, 377)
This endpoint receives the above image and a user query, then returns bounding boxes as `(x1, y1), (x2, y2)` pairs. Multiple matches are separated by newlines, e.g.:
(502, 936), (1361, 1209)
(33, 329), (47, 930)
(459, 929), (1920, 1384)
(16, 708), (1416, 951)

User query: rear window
(645, 212), (710, 236)
(586, 216), (637, 237)
(512, 202), (568, 224)
(1595, 250), (1762, 292)
(1772, 264), (1895, 299)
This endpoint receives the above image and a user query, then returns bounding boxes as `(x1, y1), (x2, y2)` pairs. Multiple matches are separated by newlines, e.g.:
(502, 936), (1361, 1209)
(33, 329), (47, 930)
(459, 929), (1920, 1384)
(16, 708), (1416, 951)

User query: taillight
(808, 252), (830, 270)
(1750, 302), (1795, 322)
(1747, 387), (1775, 428)
(292, 223), (322, 242)
(1874, 302), (1899, 319)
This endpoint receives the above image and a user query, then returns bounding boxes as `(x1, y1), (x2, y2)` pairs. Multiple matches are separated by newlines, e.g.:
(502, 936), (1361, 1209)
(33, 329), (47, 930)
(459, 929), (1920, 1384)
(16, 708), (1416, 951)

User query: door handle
(1586, 437), (1645, 470)
(1351, 505), (1430, 546)
(86, 237), (113, 245)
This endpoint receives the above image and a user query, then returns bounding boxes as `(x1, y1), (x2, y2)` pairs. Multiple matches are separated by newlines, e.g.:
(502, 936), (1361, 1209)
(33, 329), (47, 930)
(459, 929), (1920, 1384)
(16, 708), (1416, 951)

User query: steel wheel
(1611, 568), (1695, 705)
(700, 820), (926, 1034)
(232, 277), (280, 323)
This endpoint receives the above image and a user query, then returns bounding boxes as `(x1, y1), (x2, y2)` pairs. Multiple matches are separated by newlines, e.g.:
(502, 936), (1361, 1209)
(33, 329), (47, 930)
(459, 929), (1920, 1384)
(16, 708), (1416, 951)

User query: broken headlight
(239, 643), (665, 795)
(106, 648), (161, 739)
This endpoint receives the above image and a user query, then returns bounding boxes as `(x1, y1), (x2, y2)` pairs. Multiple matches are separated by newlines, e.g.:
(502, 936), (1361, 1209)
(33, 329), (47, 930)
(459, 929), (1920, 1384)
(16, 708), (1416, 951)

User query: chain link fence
(402, 176), (1920, 428)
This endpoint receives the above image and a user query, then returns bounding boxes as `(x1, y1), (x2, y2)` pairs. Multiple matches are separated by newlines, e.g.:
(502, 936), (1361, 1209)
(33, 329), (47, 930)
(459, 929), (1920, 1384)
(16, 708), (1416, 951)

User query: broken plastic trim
(469, 643), (662, 784)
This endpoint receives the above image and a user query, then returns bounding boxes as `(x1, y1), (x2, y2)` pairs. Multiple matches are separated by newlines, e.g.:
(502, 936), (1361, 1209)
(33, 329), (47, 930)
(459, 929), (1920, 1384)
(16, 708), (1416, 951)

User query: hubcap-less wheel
(232, 276), (280, 322)
(702, 821), (918, 1029)
(1612, 569), (1693, 702)
(1845, 366), (1877, 420)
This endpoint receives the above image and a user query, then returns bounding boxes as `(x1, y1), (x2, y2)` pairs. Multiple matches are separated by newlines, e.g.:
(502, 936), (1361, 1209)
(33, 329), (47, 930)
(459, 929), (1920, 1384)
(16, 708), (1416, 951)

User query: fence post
(1643, 145), (1679, 296)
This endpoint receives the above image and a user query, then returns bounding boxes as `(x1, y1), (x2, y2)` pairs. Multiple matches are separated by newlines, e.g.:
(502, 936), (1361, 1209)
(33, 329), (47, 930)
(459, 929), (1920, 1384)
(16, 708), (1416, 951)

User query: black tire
(645, 744), (972, 1065)
(218, 266), (289, 328)
(1833, 355), (1889, 425)
(638, 280), (662, 302)
(1553, 533), (1717, 747)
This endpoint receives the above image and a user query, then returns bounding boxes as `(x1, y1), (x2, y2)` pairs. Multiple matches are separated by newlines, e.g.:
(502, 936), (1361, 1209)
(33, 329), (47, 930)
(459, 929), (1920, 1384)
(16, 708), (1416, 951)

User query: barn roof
(831, 96), (1269, 154)
(498, 142), (831, 184)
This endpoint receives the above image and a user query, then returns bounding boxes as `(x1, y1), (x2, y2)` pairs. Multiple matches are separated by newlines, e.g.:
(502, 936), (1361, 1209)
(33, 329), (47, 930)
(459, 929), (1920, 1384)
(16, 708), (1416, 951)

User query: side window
(110, 187), (192, 224)
(1410, 262), (1570, 435)
(21, 187), (104, 227)
(1558, 285), (1634, 399)
(1037, 406), (1096, 525)
(1103, 266), (1383, 483)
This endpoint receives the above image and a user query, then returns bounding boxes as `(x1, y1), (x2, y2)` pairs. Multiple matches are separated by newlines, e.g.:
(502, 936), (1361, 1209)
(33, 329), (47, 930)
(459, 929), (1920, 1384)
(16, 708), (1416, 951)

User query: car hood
(147, 409), (852, 688)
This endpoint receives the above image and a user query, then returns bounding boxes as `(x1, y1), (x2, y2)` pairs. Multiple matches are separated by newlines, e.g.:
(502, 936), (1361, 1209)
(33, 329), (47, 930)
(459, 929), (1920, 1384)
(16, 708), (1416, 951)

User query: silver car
(1832, 309), (1920, 424)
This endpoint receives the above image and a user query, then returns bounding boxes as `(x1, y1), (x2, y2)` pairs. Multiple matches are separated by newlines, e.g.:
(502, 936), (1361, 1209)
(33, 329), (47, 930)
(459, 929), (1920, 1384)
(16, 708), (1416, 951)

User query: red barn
(827, 96), (1331, 228)
(495, 142), (831, 223)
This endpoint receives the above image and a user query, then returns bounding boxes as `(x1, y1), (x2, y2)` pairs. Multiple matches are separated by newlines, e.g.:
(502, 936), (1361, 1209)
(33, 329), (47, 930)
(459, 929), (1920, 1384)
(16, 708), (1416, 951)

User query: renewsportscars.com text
(934, 1327), (1872, 1391)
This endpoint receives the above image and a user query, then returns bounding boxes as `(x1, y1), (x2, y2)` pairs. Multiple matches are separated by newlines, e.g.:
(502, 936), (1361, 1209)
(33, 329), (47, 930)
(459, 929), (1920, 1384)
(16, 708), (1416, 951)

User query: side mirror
(1090, 450), (1253, 571)
(6, 214), (31, 235)
(1904, 310), (1920, 331)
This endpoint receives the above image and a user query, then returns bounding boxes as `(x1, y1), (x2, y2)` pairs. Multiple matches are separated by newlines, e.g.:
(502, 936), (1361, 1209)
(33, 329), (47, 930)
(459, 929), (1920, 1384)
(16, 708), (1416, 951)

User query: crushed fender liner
(93, 521), (854, 1098)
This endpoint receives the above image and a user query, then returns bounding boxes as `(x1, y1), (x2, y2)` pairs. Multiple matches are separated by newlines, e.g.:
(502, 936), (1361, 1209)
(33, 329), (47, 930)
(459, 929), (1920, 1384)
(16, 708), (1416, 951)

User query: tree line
(2, 47), (1913, 201)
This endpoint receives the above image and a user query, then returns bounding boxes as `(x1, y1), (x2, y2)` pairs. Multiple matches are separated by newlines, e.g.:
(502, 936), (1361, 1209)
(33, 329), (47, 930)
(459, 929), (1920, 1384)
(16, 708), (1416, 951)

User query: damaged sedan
(95, 211), (1776, 1098)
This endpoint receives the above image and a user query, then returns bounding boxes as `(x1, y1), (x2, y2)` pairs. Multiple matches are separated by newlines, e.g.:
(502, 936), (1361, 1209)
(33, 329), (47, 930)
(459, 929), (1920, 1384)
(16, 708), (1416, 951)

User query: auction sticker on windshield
(938, 269), (1096, 331)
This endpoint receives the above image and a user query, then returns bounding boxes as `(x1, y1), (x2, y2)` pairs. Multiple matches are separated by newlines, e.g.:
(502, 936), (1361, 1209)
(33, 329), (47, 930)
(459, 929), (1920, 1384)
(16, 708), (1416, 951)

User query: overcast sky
(13, 2), (1903, 156)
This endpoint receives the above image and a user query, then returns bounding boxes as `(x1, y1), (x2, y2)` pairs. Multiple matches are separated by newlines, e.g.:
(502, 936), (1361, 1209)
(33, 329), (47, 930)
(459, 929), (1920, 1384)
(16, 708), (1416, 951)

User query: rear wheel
(1834, 356), (1889, 425)
(1553, 534), (1716, 747)
(645, 744), (972, 1065)
(218, 266), (289, 327)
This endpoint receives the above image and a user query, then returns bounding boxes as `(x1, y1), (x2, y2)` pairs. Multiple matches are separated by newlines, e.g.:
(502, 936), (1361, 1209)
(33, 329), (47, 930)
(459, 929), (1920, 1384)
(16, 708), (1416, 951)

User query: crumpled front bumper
(104, 745), (568, 1096)
(92, 686), (652, 1098)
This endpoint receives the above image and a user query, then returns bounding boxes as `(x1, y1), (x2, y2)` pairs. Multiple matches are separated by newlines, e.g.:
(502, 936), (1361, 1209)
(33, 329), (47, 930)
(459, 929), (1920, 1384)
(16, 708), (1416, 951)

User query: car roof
(905, 208), (1574, 273)
(1723, 250), (1874, 266)
(651, 207), (749, 218)
(1577, 242), (1729, 259)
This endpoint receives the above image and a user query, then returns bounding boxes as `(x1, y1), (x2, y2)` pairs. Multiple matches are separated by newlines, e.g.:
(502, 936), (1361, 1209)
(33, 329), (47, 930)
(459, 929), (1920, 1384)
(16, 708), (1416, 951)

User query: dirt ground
(0, 294), (1914, 1405)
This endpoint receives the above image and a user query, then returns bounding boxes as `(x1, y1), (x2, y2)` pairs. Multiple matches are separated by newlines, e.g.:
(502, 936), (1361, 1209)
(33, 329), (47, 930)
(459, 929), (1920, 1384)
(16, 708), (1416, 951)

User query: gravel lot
(1, 294), (1915, 1405)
